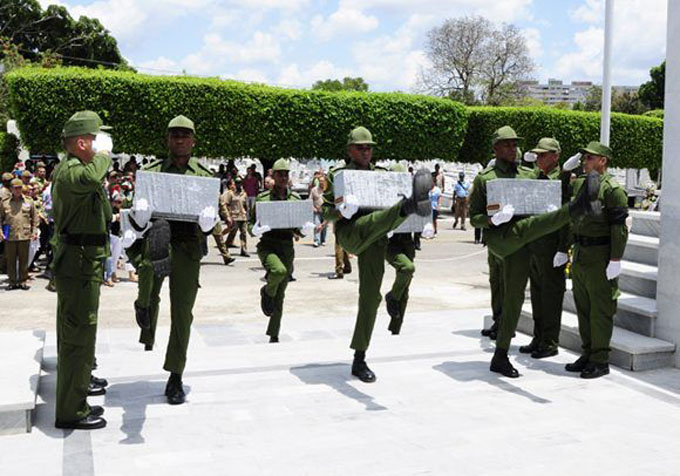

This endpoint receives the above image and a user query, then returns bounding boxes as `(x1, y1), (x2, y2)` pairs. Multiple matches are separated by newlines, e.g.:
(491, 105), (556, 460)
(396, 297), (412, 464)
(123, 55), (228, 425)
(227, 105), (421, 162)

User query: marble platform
(0, 330), (44, 435)
(3, 310), (680, 475)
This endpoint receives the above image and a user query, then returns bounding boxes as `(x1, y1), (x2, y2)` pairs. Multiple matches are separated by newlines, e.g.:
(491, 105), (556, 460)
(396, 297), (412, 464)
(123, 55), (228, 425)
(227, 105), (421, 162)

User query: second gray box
(486, 179), (562, 216)
(256, 200), (314, 229)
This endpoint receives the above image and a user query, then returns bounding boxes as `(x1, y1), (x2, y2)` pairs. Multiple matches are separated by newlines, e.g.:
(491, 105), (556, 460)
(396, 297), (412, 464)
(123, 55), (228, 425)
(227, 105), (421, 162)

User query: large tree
(0, 0), (129, 68)
(312, 77), (369, 92)
(417, 15), (533, 105)
(638, 60), (665, 110)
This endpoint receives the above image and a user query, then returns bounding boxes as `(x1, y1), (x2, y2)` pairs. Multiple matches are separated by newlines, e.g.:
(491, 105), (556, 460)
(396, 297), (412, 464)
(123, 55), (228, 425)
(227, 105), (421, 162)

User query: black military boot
(385, 292), (401, 321)
(519, 338), (539, 354)
(481, 321), (499, 340)
(269, 335), (279, 343)
(165, 372), (186, 405)
(580, 362), (609, 379)
(565, 355), (589, 372)
(490, 347), (520, 378)
(55, 414), (107, 430)
(531, 345), (559, 359)
(90, 374), (108, 388)
(400, 168), (433, 217)
(260, 285), (275, 317)
(134, 300), (151, 330)
(87, 381), (106, 396)
(569, 171), (602, 218)
(351, 351), (376, 383)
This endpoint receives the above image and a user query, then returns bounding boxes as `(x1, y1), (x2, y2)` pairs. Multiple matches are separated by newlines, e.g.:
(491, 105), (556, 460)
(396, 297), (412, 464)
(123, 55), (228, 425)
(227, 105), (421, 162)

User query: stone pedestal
(655, 0), (680, 367)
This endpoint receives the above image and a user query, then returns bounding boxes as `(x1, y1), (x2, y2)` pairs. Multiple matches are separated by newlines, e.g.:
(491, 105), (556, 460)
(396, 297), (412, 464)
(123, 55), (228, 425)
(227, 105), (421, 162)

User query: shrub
(6, 67), (468, 161)
(0, 132), (19, 172)
(459, 106), (663, 170)
(643, 109), (664, 119)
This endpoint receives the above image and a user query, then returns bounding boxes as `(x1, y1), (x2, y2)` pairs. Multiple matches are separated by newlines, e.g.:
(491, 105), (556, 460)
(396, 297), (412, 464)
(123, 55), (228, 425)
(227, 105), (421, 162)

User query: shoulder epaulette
(257, 190), (271, 199)
(290, 191), (302, 200)
(144, 159), (164, 170)
(195, 161), (213, 175)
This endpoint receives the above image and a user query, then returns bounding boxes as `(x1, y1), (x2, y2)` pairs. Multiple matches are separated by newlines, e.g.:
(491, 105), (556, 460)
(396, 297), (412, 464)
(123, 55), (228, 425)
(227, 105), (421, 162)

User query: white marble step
(619, 260), (657, 299)
(0, 330), (44, 435)
(563, 289), (658, 337)
(629, 210), (661, 238)
(624, 234), (659, 266)
(518, 306), (674, 371)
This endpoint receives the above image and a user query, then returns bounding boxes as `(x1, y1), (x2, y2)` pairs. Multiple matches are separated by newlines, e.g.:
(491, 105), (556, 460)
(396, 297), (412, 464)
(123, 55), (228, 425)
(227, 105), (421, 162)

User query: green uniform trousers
(55, 277), (100, 422)
(485, 205), (571, 259)
(386, 243), (415, 334)
(138, 242), (201, 375)
(571, 245), (618, 364)
(5, 239), (29, 285)
(335, 203), (407, 351)
(257, 242), (294, 338)
(127, 240), (154, 309)
(211, 222), (232, 259)
(496, 246), (532, 350)
(488, 250), (504, 323)
(528, 244), (566, 349)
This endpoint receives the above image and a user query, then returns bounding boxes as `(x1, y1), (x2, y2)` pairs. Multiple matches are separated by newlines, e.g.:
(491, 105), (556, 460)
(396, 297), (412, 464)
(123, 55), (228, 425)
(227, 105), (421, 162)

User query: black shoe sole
(55, 417), (107, 430)
(87, 387), (106, 396)
(531, 349), (559, 359)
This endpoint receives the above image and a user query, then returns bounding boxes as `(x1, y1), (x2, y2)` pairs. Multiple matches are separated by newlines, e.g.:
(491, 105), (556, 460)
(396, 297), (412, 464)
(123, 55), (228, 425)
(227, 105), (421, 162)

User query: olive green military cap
(580, 141), (613, 159)
(272, 158), (290, 172)
(492, 125), (522, 145)
(531, 137), (561, 154)
(167, 115), (195, 133)
(2, 172), (13, 181)
(347, 126), (376, 146)
(62, 110), (111, 138)
(21, 170), (32, 178)
(10, 178), (23, 187)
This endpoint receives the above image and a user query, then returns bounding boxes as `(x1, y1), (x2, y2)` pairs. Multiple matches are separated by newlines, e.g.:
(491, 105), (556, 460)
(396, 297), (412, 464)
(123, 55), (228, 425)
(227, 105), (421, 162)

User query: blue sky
(39, 0), (667, 92)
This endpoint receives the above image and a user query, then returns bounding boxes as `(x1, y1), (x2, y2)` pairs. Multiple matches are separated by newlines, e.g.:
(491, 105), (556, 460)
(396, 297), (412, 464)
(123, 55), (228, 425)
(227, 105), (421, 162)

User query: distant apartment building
(519, 79), (639, 107)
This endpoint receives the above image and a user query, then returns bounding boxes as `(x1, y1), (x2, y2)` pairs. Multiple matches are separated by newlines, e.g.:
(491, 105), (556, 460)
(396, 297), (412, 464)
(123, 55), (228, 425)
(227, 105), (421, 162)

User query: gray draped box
(334, 170), (411, 209)
(393, 212), (433, 233)
(134, 171), (221, 222)
(486, 179), (562, 216)
(256, 200), (314, 229)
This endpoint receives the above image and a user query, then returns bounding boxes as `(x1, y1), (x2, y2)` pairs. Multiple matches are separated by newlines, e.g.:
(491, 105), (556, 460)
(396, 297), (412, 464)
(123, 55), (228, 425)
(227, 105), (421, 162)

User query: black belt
(62, 233), (107, 246)
(574, 235), (610, 246)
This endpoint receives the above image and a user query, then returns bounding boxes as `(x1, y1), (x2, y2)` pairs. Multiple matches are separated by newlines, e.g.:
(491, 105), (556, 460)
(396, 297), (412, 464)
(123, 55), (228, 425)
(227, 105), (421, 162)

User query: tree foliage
(312, 77), (369, 92)
(638, 60), (665, 110)
(0, 0), (129, 69)
(418, 15), (533, 105)
(6, 67), (468, 161)
(460, 106), (663, 171)
(0, 131), (19, 172)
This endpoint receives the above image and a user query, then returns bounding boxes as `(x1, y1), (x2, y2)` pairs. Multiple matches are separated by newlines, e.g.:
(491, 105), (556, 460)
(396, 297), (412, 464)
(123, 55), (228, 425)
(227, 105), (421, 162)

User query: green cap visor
(580, 141), (613, 159)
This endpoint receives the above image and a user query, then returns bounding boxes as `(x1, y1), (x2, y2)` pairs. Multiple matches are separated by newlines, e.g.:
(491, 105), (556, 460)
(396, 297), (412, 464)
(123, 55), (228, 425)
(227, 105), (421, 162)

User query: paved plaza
(3, 218), (680, 475)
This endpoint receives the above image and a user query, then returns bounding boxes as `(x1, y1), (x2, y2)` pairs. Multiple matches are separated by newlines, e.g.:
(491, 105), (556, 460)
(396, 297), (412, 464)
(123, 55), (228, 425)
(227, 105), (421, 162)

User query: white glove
(386, 231), (394, 239)
(130, 198), (152, 228)
(421, 222), (435, 239)
(338, 194), (359, 219)
(252, 222), (271, 238)
(92, 133), (113, 155)
(553, 251), (568, 268)
(523, 152), (537, 163)
(121, 229), (138, 249)
(198, 205), (218, 232)
(606, 260), (622, 280)
(302, 221), (315, 235)
(487, 158), (496, 168)
(562, 153), (582, 172)
(491, 204), (515, 226)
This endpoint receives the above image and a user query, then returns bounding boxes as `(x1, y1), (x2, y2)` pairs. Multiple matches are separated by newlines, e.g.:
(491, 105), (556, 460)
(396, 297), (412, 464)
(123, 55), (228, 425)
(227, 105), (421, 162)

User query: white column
(600, 0), (614, 145)
(656, 0), (680, 366)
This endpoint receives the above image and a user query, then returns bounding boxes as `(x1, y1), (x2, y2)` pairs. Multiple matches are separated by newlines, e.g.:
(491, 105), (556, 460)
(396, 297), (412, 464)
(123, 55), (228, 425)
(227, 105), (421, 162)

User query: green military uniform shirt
(0, 195), (38, 240)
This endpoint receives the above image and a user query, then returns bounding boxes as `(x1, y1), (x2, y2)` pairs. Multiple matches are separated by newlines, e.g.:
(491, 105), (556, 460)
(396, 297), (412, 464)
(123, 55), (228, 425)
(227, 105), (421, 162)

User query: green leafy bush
(0, 132), (19, 172)
(6, 67), (468, 161)
(643, 109), (664, 119)
(459, 106), (663, 170)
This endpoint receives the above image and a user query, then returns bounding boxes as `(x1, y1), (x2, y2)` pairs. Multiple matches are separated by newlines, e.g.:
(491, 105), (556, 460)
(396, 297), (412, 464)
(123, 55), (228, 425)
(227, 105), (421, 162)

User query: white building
(519, 79), (639, 107)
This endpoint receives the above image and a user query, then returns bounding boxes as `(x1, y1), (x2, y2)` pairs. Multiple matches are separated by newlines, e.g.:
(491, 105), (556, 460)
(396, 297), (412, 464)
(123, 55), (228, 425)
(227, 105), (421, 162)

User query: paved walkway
(4, 309), (680, 476)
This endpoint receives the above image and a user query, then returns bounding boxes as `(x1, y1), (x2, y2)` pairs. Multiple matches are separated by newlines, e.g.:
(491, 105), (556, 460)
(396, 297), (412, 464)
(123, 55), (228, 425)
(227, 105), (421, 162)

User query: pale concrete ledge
(0, 330), (44, 435)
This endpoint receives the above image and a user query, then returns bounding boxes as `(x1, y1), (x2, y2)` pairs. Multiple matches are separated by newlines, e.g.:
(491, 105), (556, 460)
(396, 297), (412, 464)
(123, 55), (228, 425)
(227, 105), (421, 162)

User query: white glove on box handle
(252, 222), (271, 237)
(553, 251), (568, 268)
(421, 222), (435, 239)
(490, 204), (515, 226)
(198, 206), (218, 233)
(338, 194), (359, 219)
(606, 260), (622, 280)
(130, 198), (152, 228)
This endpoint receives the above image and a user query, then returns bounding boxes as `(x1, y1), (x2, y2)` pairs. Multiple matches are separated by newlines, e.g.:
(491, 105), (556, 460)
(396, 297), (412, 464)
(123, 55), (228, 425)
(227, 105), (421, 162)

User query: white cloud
(272, 19), (303, 40)
(522, 27), (543, 59)
(277, 61), (354, 88)
(555, 0), (666, 85)
(228, 68), (271, 83)
(136, 56), (180, 74)
(203, 31), (281, 64)
(311, 8), (379, 41)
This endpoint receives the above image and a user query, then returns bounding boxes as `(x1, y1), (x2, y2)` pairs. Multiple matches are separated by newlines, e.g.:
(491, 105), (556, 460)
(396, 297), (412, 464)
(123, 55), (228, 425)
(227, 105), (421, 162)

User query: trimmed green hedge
(460, 107), (664, 170)
(643, 109), (664, 119)
(0, 132), (19, 173)
(6, 67), (468, 161)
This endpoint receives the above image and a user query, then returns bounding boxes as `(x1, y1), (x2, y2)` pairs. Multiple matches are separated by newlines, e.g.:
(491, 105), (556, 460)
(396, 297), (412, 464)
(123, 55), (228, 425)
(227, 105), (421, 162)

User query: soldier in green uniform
(469, 126), (601, 378)
(322, 126), (432, 382)
(565, 142), (628, 379)
(126, 115), (217, 404)
(522, 138), (570, 359)
(51, 110), (112, 429)
(250, 159), (301, 343)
